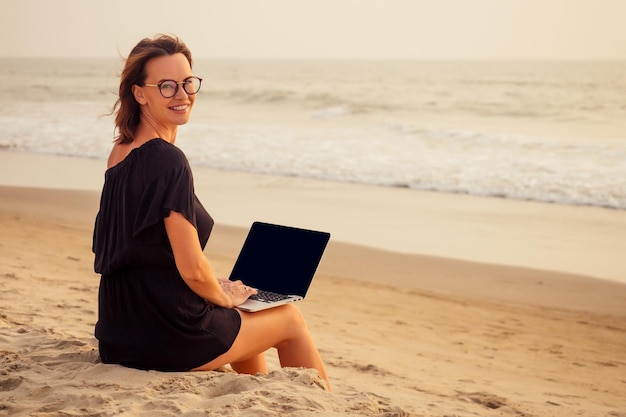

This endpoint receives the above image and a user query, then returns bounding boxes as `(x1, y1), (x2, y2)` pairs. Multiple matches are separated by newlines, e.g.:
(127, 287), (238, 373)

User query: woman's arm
(164, 210), (256, 307)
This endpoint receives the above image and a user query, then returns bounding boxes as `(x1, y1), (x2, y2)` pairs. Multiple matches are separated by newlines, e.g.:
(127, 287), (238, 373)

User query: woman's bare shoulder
(107, 140), (150, 169)
(107, 143), (132, 169)
(107, 138), (177, 170)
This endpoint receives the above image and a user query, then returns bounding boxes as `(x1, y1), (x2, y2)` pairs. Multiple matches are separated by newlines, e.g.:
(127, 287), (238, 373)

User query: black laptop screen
(228, 222), (330, 297)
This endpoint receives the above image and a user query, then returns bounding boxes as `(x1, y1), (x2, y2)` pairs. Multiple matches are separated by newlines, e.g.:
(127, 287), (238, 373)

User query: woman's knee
(271, 304), (308, 336)
(283, 303), (307, 323)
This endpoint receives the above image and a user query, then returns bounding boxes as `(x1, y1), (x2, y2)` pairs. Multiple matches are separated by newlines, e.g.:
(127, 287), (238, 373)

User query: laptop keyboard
(249, 290), (290, 303)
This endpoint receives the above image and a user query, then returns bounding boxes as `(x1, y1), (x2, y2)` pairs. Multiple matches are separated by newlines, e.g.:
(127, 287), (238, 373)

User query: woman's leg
(230, 353), (267, 374)
(193, 304), (331, 390)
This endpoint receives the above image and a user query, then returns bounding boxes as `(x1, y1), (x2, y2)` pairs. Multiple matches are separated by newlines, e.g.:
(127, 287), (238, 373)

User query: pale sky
(2, 0), (625, 60)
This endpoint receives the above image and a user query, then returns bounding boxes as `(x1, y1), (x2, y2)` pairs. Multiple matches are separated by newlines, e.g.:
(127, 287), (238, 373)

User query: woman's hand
(219, 279), (258, 306)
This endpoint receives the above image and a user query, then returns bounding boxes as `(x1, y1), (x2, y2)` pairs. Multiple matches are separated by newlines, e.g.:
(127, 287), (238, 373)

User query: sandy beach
(1, 151), (626, 416)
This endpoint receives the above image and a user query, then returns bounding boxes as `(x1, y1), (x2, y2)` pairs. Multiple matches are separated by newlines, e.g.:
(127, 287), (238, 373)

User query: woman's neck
(136, 115), (177, 144)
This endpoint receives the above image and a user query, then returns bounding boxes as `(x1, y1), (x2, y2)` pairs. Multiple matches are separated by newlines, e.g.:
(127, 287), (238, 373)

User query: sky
(2, 0), (625, 60)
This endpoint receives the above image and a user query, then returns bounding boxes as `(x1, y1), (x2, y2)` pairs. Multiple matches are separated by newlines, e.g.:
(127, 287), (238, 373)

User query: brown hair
(112, 34), (193, 144)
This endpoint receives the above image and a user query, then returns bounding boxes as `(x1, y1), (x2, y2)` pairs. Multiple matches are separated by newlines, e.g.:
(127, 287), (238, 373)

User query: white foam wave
(2, 58), (626, 210)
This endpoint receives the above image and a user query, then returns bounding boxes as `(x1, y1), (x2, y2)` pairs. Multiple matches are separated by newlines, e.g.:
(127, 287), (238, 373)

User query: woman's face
(135, 53), (197, 128)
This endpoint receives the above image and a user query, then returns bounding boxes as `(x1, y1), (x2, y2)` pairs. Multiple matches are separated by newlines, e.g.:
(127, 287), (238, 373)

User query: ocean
(1, 58), (625, 210)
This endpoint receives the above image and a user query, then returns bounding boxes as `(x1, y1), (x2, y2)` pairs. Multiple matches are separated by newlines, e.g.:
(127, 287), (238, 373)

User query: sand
(1, 151), (626, 416)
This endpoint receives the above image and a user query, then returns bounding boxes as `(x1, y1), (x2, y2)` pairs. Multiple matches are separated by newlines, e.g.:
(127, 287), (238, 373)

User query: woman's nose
(174, 84), (189, 98)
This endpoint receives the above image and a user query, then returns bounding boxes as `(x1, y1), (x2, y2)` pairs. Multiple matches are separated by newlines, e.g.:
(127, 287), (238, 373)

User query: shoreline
(2, 183), (626, 317)
(2, 183), (626, 316)
(1, 149), (626, 285)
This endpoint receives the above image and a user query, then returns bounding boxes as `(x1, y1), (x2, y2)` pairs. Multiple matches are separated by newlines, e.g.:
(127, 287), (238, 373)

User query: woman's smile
(169, 104), (190, 112)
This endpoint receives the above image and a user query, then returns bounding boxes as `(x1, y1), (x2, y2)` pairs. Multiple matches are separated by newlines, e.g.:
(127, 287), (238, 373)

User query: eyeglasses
(143, 76), (202, 98)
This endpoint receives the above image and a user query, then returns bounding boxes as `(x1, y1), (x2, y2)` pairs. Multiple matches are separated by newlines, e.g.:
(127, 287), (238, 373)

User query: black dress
(92, 138), (241, 371)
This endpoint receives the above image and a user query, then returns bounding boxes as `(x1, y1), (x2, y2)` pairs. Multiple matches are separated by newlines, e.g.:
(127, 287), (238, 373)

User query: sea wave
(2, 58), (626, 210)
(201, 81), (624, 123)
(174, 123), (626, 210)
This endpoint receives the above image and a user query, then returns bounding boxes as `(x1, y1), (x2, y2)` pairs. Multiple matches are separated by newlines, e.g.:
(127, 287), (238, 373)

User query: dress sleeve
(132, 154), (197, 237)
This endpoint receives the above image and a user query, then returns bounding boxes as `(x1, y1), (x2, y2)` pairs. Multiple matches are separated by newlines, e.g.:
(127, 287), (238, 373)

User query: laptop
(229, 221), (330, 312)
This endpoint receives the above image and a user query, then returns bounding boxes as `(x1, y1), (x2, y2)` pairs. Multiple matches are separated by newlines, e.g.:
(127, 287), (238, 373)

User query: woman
(92, 34), (331, 390)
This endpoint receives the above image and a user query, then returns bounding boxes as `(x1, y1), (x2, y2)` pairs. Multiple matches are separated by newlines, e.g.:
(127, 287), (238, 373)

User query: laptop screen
(228, 222), (330, 297)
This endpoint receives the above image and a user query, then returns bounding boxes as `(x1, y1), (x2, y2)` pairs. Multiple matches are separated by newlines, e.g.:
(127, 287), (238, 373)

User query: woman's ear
(132, 85), (147, 105)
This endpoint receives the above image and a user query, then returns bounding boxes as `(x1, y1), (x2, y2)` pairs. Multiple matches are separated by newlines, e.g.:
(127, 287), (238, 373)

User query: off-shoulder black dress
(92, 138), (241, 371)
